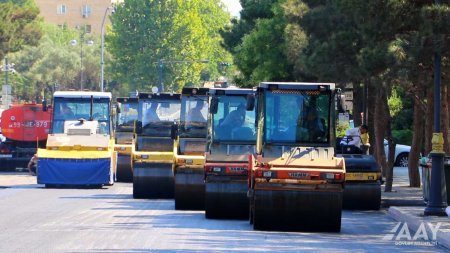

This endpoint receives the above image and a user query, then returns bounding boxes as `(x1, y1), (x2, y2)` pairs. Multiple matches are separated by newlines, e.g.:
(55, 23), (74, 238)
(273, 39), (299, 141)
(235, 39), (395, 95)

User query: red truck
(0, 103), (52, 171)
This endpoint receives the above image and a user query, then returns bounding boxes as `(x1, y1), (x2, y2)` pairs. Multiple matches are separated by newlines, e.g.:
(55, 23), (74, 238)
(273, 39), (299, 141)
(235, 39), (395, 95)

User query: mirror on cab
(246, 94), (255, 111)
(135, 121), (143, 134)
(210, 97), (218, 114)
(171, 123), (178, 140)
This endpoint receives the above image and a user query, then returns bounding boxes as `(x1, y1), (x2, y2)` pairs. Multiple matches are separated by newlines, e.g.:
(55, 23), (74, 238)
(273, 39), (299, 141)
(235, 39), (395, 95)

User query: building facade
(34, 0), (118, 35)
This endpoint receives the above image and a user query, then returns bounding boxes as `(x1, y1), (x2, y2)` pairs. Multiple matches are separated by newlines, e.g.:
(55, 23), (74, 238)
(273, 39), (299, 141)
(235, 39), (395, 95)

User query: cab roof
(53, 91), (112, 99)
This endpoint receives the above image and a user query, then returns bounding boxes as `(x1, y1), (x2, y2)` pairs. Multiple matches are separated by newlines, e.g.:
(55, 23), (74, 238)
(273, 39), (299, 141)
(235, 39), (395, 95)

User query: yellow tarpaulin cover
(37, 148), (112, 159)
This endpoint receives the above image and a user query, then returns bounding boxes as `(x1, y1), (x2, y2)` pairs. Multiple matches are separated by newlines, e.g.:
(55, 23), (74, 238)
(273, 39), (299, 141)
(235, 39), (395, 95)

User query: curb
(388, 206), (450, 250)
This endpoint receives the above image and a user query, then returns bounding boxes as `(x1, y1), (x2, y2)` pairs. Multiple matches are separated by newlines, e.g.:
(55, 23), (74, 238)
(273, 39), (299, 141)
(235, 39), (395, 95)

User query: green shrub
(392, 129), (413, 145)
(336, 123), (350, 138)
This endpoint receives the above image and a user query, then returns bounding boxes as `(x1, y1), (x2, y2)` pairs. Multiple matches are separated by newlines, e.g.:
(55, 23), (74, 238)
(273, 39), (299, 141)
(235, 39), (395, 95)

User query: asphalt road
(0, 171), (446, 253)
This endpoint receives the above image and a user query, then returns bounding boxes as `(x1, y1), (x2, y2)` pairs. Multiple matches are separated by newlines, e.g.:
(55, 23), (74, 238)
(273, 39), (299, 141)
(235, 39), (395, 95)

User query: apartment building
(34, 0), (120, 35)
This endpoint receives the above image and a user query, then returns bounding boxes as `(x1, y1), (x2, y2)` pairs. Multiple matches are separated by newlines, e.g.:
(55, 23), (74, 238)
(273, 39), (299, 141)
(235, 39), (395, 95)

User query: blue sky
(222, 0), (242, 17)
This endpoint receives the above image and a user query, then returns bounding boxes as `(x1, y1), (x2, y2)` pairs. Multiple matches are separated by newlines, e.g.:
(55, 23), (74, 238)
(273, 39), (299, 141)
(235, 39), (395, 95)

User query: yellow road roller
(37, 91), (116, 187)
(114, 96), (138, 182)
(132, 92), (181, 199)
(174, 87), (209, 210)
(337, 136), (382, 210)
(204, 87), (256, 219)
(248, 82), (346, 232)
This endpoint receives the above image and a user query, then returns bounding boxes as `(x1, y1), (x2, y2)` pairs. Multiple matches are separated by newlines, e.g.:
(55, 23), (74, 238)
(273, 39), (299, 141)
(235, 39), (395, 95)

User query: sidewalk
(385, 167), (450, 249)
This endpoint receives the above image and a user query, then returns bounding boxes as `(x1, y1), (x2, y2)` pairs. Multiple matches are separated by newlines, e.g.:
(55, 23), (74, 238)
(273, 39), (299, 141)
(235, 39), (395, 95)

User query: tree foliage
(107, 0), (231, 94)
(224, 0), (450, 187)
(0, 0), (42, 60)
(6, 23), (103, 101)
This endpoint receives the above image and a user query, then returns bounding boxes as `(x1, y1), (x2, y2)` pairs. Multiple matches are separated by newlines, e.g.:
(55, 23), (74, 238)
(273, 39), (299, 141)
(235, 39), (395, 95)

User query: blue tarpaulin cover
(37, 158), (111, 185)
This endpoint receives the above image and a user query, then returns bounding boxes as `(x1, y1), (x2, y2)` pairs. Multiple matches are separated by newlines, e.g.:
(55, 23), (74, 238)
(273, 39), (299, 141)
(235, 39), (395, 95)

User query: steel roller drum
(343, 182), (381, 210)
(133, 162), (174, 199)
(252, 189), (342, 232)
(205, 180), (249, 219)
(116, 154), (133, 182)
(174, 170), (205, 210)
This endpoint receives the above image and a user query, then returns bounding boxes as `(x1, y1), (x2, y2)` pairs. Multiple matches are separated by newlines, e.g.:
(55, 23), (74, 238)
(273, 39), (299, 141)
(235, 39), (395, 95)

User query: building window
(82, 5), (92, 18)
(57, 4), (66, 15)
(85, 25), (92, 33)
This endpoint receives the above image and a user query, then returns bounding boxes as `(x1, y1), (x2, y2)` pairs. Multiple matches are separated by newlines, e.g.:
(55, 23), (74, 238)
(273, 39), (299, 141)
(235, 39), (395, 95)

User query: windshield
(139, 99), (181, 137)
(116, 101), (138, 132)
(264, 90), (331, 144)
(179, 96), (208, 138)
(212, 95), (256, 142)
(52, 97), (111, 134)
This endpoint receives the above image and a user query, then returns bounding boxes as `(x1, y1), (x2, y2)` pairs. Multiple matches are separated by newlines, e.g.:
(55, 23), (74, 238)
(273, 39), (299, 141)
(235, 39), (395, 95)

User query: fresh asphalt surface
(0, 168), (446, 252)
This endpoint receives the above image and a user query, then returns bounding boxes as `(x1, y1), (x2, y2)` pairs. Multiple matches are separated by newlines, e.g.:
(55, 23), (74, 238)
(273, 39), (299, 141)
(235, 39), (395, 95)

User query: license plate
(263, 171), (272, 177)
(346, 173), (377, 181)
(288, 172), (310, 179)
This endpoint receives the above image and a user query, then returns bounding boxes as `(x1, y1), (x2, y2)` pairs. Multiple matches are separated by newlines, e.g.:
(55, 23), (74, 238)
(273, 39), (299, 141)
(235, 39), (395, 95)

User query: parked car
(384, 139), (411, 167)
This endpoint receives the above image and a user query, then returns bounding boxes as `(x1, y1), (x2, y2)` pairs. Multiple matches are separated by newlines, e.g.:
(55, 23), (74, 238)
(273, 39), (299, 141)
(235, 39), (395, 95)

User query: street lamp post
(1, 56), (15, 108)
(100, 6), (115, 92)
(157, 59), (209, 92)
(424, 0), (447, 216)
(2, 56), (16, 85)
(71, 27), (93, 91)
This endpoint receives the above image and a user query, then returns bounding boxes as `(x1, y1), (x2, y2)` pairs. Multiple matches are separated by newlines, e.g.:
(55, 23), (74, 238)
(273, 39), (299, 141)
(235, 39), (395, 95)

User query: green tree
(107, 0), (231, 94)
(7, 23), (103, 101)
(231, 1), (294, 86)
(0, 0), (41, 60)
(221, 0), (279, 53)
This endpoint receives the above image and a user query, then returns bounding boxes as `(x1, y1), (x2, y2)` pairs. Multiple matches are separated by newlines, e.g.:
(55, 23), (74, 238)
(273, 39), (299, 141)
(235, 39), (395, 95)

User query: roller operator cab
(37, 91), (116, 187)
(174, 87), (209, 210)
(114, 97), (138, 182)
(249, 82), (346, 232)
(132, 92), (181, 199)
(204, 88), (257, 219)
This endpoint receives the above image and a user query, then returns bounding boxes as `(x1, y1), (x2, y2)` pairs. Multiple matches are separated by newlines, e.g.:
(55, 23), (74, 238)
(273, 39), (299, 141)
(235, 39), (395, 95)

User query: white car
(384, 139), (411, 167)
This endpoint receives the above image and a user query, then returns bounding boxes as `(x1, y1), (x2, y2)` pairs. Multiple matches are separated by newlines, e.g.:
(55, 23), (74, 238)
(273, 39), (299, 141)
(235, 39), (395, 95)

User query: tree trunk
(373, 80), (388, 180)
(409, 94), (423, 187)
(353, 84), (364, 127)
(383, 86), (395, 192)
(424, 86), (434, 155)
(367, 79), (376, 154)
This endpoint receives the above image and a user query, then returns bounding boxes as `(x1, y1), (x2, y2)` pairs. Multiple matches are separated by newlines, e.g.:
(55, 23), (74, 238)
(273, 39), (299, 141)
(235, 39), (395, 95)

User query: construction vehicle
(248, 82), (346, 232)
(37, 91), (116, 187)
(337, 134), (382, 210)
(0, 103), (52, 170)
(204, 87), (256, 219)
(114, 97), (138, 182)
(174, 87), (209, 210)
(133, 92), (181, 199)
